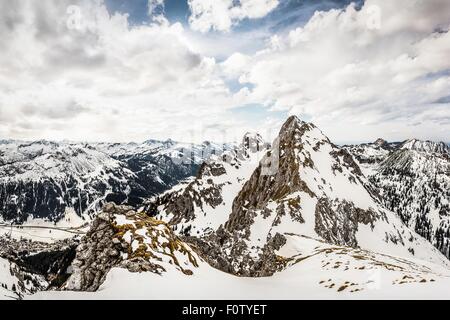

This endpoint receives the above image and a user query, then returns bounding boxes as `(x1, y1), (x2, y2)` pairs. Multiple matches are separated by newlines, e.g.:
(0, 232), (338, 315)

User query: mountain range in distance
(0, 138), (234, 224)
(0, 115), (449, 300)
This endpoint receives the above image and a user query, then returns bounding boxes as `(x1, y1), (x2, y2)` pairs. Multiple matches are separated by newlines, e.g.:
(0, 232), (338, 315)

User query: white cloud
(221, 52), (251, 78)
(1, 0), (449, 144)
(227, 0), (450, 142)
(0, 0), (258, 143)
(188, 0), (279, 33)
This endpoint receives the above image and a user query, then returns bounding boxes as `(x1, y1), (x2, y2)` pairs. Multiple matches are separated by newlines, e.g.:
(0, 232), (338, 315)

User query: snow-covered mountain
(401, 139), (449, 154)
(345, 138), (450, 260)
(2, 116), (450, 300)
(342, 139), (401, 176)
(148, 116), (449, 278)
(0, 139), (229, 224)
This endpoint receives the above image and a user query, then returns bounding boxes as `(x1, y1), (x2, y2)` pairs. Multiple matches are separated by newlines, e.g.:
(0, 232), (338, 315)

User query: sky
(0, 0), (449, 144)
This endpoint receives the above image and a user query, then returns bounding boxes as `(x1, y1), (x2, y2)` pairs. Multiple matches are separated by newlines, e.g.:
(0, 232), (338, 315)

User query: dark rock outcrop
(314, 198), (377, 248)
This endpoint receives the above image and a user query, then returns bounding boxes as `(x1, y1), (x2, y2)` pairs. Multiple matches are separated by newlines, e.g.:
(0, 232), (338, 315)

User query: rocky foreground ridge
(64, 203), (201, 292)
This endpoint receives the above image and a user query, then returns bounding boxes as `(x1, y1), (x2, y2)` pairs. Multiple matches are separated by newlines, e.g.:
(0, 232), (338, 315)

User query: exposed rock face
(226, 118), (317, 232)
(213, 116), (385, 275)
(183, 229), (287, 277)
(314, 198), (377, 248)
(151, 168), (225, 227)
(374, 138), (388, 148)
(226, 117), (375, 235)
(329, 148), (364, 179)
(64, 209), (121, 292)
(65, 203), (200, 292)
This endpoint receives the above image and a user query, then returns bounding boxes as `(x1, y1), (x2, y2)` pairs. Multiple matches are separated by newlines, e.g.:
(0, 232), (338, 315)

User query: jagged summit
(242, 132), (264, 142)
(279, 115), (307, 133)
(222, 117), (449, 272)
(374, 138), (388, 148)
(225, 116), (374, 238)
(401, 139), (449, 154)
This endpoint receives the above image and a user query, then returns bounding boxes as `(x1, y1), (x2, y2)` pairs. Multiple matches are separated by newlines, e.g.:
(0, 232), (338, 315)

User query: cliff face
(188, 116), (381, 276)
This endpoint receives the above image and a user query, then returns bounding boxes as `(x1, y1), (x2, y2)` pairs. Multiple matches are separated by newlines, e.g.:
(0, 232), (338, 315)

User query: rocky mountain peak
(163, 138), (176, 148)
(275, 115), (327, 158)
(187, 116), (449, 277)
(374, 138), (388, 148)
(225, 116), (363, 235)
(279, 115), (306, 134)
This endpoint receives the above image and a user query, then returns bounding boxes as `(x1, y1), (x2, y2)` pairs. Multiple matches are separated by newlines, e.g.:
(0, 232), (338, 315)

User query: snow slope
(0, 208), (87, 243)
(9, 118), (450, 300)
(30, 234), (450, 300)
